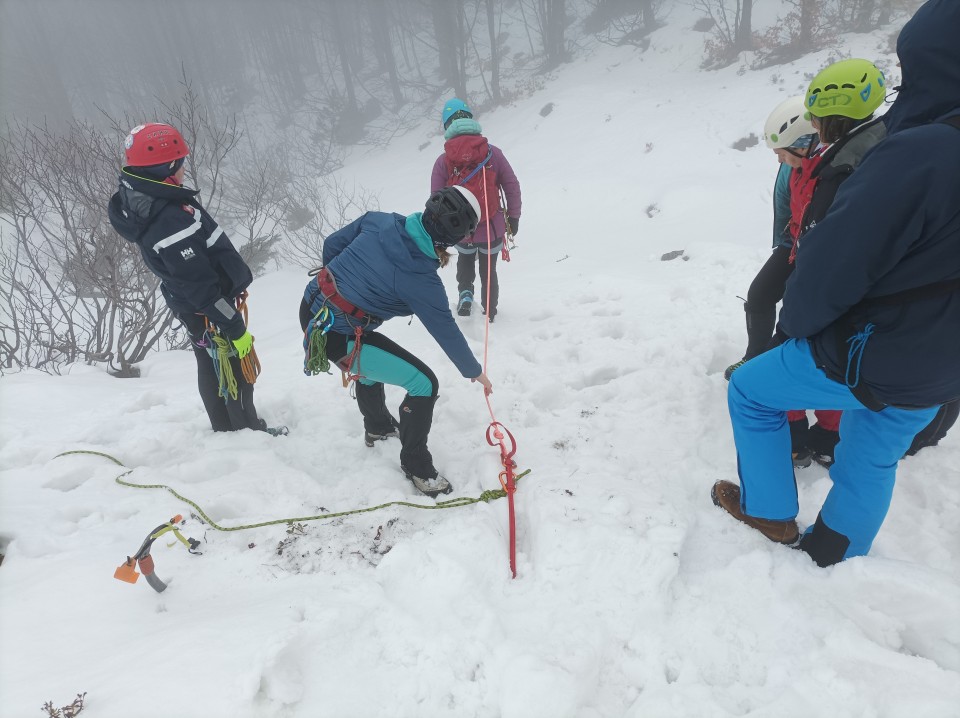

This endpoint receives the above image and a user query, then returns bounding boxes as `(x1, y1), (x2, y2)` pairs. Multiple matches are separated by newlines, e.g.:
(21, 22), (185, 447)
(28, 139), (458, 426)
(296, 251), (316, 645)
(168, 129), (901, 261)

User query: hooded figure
(714, 0), (960, 568)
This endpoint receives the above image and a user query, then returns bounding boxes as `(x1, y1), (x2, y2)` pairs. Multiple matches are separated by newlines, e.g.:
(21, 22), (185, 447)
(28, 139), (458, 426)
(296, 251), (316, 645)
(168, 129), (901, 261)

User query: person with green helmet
(713, 0), (960, 568)
(725, 58), (888, 469)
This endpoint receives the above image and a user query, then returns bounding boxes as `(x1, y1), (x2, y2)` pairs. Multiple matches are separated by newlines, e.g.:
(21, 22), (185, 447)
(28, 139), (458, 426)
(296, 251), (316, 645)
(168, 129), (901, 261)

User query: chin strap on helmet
(114, 514), (202, 593)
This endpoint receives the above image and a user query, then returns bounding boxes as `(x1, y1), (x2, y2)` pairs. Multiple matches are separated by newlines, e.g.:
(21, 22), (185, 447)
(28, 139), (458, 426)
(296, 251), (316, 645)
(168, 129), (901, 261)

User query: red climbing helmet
(123, 123), (189, 166)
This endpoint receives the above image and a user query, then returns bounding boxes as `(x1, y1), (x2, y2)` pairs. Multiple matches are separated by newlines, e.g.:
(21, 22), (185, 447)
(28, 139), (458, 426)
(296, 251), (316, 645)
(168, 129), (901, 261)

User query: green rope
(55, 450), (529, 532)
(209, 333), (239, 400)
(305, 322), (331, 375)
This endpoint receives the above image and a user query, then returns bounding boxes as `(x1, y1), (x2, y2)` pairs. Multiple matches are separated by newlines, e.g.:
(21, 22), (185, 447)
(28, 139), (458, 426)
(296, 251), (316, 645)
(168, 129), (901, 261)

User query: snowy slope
(1, 14), (958, 718)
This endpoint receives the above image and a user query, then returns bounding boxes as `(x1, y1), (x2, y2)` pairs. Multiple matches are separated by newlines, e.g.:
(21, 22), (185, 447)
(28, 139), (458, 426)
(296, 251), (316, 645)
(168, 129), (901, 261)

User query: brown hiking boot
(711, 480), (799, 545)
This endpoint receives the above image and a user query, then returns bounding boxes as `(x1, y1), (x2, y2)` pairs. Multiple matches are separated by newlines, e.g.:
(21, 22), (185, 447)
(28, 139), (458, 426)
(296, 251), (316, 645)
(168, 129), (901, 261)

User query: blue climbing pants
(728, 339), (937, 563)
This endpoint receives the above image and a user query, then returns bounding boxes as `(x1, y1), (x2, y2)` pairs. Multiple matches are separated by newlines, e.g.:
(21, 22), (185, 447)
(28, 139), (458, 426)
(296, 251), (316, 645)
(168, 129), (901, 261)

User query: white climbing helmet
(763, 95), (816, 149)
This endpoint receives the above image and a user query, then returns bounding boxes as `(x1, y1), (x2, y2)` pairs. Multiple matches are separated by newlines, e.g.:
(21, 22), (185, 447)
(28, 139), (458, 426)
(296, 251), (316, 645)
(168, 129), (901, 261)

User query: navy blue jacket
(304, 211), (482, 379)
(107, 170), (251, 339)
(780, 0), (960, 407)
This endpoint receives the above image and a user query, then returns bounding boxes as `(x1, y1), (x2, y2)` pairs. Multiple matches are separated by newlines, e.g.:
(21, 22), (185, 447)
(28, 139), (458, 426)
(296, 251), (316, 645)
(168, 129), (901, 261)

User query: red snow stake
(486, 421), (518, 577)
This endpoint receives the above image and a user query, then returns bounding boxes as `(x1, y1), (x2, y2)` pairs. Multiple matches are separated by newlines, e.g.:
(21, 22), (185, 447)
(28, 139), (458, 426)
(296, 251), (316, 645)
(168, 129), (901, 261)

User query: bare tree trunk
(486, 0), (502, 103)
(368, 0), (404, 107)
(432, 0), (467, 97)
(539, 0), (567, 68)
(735, 0), (753, 51)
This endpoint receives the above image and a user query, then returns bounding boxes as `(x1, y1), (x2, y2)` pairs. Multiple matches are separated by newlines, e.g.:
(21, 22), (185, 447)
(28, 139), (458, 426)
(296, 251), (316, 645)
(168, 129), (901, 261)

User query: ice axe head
(114, 557), (140, 584)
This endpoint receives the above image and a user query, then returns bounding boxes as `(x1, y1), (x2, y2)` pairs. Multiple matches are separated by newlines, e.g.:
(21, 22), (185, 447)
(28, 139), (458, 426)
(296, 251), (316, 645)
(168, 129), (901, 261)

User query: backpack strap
(458, 149), (493, 186)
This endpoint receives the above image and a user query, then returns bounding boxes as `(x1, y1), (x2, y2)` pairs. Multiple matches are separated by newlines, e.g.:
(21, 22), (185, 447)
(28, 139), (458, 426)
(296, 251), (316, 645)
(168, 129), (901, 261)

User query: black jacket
(107, 169), (252, 339)
(779, 0), (960, 408)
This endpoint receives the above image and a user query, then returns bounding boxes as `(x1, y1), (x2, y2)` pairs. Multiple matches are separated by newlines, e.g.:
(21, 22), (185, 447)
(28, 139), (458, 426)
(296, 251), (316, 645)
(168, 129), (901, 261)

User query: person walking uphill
(431, 98), (521, 322)
(712, 0), (960, 568)
(107, 123), (284, 436)
(300, 186), (494, 498)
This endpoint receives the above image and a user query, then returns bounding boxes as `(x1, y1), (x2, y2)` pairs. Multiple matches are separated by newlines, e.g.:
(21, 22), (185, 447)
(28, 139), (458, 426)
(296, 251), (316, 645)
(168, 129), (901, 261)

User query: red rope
(480, 165), (518, 578)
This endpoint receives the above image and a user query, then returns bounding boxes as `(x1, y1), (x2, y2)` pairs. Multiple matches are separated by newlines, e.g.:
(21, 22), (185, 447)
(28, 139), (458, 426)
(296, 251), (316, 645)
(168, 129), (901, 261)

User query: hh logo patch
(181, 247), (196, 261)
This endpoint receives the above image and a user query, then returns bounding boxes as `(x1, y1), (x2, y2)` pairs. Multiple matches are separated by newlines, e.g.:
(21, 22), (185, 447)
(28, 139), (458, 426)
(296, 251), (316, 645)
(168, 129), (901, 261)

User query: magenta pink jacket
(431, 142), (521, 247)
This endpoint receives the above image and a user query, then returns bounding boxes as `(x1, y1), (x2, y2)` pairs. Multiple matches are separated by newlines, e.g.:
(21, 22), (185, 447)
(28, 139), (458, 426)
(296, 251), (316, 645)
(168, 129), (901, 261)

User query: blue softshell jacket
(306, 211), (482, 379)
(107, 170), (252, 339)
(779, 0), (960, 408)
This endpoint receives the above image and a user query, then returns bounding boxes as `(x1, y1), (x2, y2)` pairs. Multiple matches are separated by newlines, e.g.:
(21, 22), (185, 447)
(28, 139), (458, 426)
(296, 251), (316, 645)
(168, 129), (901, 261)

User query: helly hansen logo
(181, 247), (196, 261)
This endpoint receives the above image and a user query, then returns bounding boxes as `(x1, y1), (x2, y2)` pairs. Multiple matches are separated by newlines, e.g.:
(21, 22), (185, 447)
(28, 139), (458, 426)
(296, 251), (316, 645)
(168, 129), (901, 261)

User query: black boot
(356, 382), (398, 441)
(789, 416), (812, 468)
(399, 395), (452, 497)
(743, 301), (777, 360)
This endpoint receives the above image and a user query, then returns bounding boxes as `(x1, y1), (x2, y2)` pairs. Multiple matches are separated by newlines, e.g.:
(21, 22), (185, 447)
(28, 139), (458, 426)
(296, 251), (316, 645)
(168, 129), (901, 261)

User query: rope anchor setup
(114, 514), (202, 593)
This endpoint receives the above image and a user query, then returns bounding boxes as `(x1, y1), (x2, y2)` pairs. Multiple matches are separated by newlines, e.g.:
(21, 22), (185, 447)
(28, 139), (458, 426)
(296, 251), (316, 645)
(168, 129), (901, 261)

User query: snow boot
(789, 417), (812, 468)
(457, 290), (473, 316)
(711, 480), (800, 544)
(401, 465), (453, 498)
(724, 358), (748, 381)
(258, 419), (289, 437)
(807, 423), (840, 467)
(365, 417), (400, 448)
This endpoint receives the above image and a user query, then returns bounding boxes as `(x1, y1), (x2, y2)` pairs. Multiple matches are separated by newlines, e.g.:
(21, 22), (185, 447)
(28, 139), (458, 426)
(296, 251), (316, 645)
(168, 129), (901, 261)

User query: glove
(507, 217), (519, 237)
(232, 330), (254, 358)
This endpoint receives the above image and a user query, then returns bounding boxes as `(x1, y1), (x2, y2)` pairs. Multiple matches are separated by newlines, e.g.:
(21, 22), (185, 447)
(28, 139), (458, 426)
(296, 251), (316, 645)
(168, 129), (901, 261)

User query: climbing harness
(113, 514), (201, 593)
(303, 267), (379, 390)
(203, 290), (261, 400)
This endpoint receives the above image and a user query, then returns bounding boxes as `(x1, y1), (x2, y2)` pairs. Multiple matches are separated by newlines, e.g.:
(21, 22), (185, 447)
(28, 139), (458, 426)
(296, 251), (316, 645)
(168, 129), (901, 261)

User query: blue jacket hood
(883, 0), (960, 133)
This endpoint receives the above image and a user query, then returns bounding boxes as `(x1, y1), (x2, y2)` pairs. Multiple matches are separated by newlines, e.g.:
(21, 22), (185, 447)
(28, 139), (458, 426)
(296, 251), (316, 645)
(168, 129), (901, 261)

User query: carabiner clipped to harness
(114, 514), (202, 593)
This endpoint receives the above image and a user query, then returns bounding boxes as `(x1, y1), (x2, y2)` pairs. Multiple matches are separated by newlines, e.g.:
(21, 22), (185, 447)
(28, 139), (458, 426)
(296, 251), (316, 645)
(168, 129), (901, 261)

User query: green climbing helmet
(805, 58), (886, 120)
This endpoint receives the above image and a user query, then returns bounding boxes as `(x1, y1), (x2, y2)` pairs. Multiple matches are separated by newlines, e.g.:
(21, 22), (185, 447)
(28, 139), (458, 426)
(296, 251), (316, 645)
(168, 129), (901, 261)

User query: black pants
(906, 399), (960, 456)
(180, 313), (261, 432)
(742, 245), (795, 360)
(456, 247), (500, 315)
(300, 300), (441, 477)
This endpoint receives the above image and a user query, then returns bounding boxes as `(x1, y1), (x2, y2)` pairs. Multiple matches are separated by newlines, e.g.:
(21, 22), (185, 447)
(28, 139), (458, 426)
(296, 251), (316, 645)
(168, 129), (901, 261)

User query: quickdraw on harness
(302, 267), (377, 390)
(113, 514), (201, 593)
(204, 290), (261, 400)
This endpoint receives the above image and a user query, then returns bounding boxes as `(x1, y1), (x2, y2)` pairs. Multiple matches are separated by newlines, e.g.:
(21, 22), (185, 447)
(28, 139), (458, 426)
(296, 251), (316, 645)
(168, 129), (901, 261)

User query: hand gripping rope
(113, 514), (201, 593)
(481, 164), (521, 578)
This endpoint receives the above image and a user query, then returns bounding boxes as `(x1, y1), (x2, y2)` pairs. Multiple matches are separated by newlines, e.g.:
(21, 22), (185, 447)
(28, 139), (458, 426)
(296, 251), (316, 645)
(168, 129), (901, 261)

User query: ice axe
(114, 514), (201, 592)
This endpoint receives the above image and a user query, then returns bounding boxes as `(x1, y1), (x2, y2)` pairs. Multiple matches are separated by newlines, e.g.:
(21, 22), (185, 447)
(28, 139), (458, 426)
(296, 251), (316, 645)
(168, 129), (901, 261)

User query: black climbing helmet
(422, 186), (481, 247)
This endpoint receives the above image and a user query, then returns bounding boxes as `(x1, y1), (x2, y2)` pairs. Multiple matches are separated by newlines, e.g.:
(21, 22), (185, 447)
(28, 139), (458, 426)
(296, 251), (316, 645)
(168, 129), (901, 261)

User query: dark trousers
(456, 248), (500, 314)
(742, 245), (795, 360)
(181, 313), (261, 432)
(300, 300), (441, 476)
(907, 399), (960, 456)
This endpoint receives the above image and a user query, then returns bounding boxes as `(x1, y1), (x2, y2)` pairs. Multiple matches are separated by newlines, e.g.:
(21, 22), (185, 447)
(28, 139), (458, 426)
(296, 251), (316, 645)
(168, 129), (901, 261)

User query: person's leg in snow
(478, 244), (501, 320)
(455, 247), (477, 315)
(720, 338), (937, 566)
(181, 312), (271, 433)
(323, 327), (452, 497)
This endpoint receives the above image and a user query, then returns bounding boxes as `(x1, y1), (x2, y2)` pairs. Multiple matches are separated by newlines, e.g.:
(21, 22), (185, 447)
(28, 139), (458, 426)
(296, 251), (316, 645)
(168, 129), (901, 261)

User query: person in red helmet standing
(107, 123), (285, 435)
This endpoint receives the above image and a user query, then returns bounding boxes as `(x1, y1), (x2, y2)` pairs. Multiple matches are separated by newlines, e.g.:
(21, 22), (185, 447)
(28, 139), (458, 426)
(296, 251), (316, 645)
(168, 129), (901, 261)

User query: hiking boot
(792, 447), (813, 468)
(724, 358), (748, 381)
(401, 465), (453, 498)
(711, 480), (799, 544)
(258, 419), (289, 437)
(807, 424), (840, 467)
(483, 307), (497, 323)
(457, 290), (473, 316)
(365, 418), (400, 448)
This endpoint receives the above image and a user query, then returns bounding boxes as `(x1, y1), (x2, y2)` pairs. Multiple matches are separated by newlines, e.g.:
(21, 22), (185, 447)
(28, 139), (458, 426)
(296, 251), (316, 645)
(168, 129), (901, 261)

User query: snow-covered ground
(2, 13), (958, 718)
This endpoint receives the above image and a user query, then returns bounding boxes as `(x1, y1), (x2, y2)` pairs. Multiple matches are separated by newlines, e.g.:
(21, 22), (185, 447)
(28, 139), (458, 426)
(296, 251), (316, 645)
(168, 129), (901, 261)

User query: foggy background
(0, 0), (912, 377)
